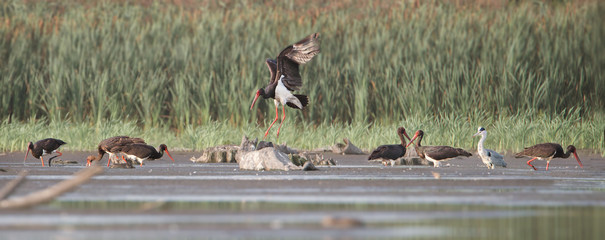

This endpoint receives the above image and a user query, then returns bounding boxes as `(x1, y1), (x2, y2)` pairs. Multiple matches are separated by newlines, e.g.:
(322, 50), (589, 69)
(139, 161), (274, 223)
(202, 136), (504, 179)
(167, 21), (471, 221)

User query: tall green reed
(0, 0), (603, 139)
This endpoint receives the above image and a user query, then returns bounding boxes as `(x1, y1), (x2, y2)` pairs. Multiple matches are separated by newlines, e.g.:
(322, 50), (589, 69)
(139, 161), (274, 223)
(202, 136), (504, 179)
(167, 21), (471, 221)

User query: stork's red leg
(40, 156), (45, 167)
(546, 161), (550, 171)
(276, 105), (286, 139)
(527, 157), (538, 171)
(263, 104), (279, 140)
(107, 156), (112, 167)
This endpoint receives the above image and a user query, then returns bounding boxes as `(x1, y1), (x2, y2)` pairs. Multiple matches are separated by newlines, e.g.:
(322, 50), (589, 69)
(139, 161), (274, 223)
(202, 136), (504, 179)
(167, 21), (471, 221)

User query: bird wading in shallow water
(473, 127), (507, 169)
(119, 143), (175, 167)
(24, 138), (67, 167)
(368, 127), (412, 165)
(85, 136), (146, 167)
(515, 143), (582, 171)
(250, 33), (321, 140)
(406, 130), (472, 167)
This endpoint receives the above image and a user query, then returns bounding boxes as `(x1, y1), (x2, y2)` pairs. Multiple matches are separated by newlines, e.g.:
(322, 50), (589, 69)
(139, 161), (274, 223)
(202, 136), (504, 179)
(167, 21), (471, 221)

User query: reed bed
(0, 0), (603, 153)
(1, 110), (603, 155)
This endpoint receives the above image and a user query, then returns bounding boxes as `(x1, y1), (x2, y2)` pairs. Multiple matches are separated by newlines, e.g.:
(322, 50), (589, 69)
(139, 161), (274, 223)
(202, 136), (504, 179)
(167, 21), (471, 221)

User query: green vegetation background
(1, 0), (603, 153)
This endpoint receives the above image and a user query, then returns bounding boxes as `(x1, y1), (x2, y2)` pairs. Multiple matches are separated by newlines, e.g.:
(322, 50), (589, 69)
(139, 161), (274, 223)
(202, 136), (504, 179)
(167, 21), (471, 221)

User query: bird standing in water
(368, 127), (412, 165)
(250, 33), (321, 140)
(515, 143), (582, 171)
(473, 127), (507, 169)
(24, 138), (67, 167)
(85, 136), (146, 167)
(406, 130), (472, 167)
(119, 143), (175, 166)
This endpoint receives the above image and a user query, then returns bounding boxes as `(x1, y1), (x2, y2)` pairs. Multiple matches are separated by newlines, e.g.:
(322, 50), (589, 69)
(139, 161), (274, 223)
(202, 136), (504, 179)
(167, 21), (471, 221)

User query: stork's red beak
(250, 90), (261, 110)
(165, 149), (175, 162)
(406, 131), (420, 148)
(403, 131), (412, 142)
(403, 131), (417, 147)
(573, 151), (583, 168)
(24, 148), (30, 165)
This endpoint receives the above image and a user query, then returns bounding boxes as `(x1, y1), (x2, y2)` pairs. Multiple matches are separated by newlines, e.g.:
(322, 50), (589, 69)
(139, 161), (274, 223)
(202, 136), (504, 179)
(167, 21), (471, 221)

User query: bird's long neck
(31, 146), (43, 158)
(561, 149), (572, 158)
(477, 133), (486, 152)
(412, 134), (424, 157)
(94, 148), (105, 161)
(263, 84), (276, 99)
(151, 147), (164, 159)
(416, 134), (423, 147)
(398, 132), (406, 147)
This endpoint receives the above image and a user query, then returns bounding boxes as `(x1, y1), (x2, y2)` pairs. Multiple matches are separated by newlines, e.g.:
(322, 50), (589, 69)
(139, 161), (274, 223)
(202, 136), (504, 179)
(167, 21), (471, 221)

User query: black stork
(250, 33), (320, 139)
(24, 138), (67, 167)
(86, 136), (146, 167)
(406, 130), (472, 167)
(368, 127), (412, 164)
(119, 143), (175, 166)
(515, 143), (582, 171)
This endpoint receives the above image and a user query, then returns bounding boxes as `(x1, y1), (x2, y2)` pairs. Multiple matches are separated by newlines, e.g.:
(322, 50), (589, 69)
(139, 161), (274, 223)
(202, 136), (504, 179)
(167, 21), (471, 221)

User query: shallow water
(1, 151), (604, 239)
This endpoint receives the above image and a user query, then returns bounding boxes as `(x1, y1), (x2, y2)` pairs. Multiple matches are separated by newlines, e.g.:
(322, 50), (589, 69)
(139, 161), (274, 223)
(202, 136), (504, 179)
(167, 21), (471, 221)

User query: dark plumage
(119, 143), (175, 166)
(24, 138), (67, 167)
(250, 33), (321, 139)
(86, 136), (146, 167)
(515, 143), (582, 171)
(368, 127), (412, 163)
(406, 130), (472, 167)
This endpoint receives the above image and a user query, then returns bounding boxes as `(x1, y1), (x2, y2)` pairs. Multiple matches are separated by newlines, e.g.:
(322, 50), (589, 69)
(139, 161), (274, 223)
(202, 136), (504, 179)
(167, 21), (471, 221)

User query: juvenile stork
(250, 33), (321, 139)
(406, 130), (472, 167)
(515, 143), (582, 171)
(85, 136), (146, 167)
(473, 127), (507, 169)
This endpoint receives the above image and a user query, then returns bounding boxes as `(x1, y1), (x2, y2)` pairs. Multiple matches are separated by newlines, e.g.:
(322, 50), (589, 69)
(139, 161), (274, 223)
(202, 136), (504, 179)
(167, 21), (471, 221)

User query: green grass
(2, 110), (603, 155)
(0, 1), (603, 154)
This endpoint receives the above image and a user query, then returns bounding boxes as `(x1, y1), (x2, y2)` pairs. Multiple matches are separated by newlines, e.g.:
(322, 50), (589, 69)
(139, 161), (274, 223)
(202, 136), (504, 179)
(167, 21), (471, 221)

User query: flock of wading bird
(23, 33), (583, 171)
(25, 136), (174, 167)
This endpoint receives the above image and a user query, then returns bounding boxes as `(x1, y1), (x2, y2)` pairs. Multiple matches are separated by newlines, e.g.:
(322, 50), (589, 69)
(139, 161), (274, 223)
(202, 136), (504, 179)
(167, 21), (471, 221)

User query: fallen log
(0, 167), (103, 210)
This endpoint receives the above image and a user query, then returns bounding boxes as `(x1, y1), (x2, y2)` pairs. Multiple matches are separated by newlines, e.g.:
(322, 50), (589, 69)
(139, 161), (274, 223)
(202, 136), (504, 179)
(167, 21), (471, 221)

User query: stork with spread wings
(250, 33), (321, 139)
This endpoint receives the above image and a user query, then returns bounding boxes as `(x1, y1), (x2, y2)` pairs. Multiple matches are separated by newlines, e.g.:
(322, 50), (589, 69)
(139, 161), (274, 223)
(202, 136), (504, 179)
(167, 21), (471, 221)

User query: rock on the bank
(331, 138), (365, 155)
(239, 147), (302, 171)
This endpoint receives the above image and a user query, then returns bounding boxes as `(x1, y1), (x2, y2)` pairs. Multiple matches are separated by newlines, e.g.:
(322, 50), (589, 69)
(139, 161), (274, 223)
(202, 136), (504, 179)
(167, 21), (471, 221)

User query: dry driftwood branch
(0, 170), (29, 200)
(0, 167), (103, 210)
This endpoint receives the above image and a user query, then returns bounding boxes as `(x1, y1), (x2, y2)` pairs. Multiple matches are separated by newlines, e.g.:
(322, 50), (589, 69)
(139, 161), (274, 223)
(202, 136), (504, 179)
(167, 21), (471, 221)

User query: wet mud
(1, 150), (604, 239)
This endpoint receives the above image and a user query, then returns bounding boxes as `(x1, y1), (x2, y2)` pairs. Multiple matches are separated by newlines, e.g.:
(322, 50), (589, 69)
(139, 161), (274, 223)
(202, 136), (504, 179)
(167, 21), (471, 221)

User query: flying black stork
(473, 127), (507, 169)
(515, 143), (582, 171)
(250, 33), (321, 139)
(406, 130), (472, 167)
(86, 136), (146, 167)
(119, 143), (175, 166)
(368, 127), (412, 165)
(24, 138), (67, 167)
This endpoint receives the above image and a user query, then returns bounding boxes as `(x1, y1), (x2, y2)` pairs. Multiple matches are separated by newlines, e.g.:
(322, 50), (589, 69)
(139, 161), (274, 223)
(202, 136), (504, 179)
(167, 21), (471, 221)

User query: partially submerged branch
(0, 170), (28, 200)
(0, 167), (103, 210)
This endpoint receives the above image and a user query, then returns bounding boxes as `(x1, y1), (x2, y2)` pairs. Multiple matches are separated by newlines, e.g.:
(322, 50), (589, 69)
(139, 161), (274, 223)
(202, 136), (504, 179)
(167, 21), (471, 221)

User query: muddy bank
(1, 150), (604, 239)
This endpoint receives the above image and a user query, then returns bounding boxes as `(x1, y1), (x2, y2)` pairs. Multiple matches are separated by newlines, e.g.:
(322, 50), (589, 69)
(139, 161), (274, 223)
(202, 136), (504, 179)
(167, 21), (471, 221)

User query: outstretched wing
(285, 33), (321, 65)
(266, 58), (277, 84)
(275, 33), (321, 91)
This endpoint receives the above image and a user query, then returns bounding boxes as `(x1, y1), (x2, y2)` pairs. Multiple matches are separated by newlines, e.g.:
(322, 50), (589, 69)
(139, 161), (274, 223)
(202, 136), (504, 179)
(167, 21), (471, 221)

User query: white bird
(473, 127), (507, 169)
